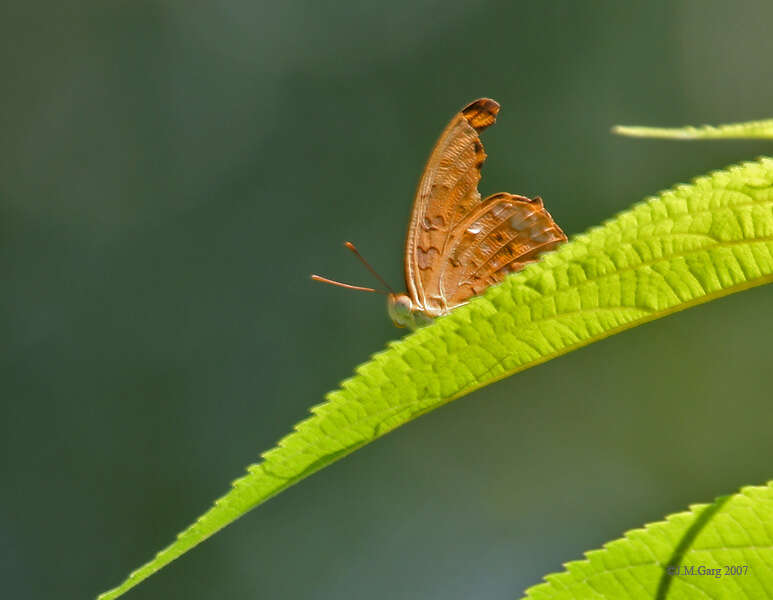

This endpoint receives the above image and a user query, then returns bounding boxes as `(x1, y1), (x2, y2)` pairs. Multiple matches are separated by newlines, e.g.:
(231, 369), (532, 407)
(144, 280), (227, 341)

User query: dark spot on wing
(461, 98), (500, 131)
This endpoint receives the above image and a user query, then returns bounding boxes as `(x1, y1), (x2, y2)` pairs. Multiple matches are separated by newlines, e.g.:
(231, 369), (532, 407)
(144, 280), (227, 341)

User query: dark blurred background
(2, 2), (772, 599)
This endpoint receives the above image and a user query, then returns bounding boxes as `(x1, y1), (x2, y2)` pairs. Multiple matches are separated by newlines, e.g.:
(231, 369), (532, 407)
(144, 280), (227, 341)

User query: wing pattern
(404, 98), (566, 317)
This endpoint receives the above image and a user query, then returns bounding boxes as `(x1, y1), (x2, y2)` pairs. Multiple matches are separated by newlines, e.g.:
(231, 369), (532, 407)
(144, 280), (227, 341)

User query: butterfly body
(387, 293), (434, 329)
(313, 98), (567, 330)
(393, 98), (567, 329)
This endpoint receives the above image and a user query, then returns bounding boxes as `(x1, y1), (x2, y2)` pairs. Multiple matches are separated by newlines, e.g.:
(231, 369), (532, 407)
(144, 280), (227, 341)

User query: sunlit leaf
(523, 481), (773, 599)
(613, 119), (773, 139)
(98, 157), (773, 599)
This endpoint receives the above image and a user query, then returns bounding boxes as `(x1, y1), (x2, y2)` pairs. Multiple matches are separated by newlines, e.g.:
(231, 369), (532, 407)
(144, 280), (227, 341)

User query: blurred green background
(2, 2), (772, 599)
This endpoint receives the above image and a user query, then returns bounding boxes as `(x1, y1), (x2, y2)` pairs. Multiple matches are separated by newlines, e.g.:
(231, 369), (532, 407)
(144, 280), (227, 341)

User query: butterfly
(313, 98), (567, 329)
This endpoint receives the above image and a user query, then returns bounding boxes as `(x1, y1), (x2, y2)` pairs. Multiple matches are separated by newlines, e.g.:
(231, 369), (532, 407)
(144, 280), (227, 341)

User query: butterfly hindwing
(443, 193), (566, 305)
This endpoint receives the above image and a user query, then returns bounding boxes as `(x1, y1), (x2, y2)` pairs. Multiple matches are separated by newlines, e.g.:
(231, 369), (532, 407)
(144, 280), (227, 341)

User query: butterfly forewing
(404, 98), (566, 317)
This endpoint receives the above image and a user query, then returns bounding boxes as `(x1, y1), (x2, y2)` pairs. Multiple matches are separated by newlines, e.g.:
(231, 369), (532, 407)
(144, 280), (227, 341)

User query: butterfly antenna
(310, 274), (388, 295)
(343, 241), (396, 293)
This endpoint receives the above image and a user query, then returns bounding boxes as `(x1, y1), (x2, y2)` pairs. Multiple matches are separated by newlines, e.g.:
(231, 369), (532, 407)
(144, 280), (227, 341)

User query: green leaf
(98, 157), (773, 599)
(522, 481), (773, 599)
(613, 119), (773, 139)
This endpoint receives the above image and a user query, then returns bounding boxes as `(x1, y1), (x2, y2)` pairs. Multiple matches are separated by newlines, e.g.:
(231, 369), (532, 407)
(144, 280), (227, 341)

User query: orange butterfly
(313, 98), (567, 329)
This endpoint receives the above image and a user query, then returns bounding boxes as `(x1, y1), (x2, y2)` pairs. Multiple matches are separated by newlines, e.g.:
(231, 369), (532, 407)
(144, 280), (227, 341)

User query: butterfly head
(387, 293), (433, 330)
